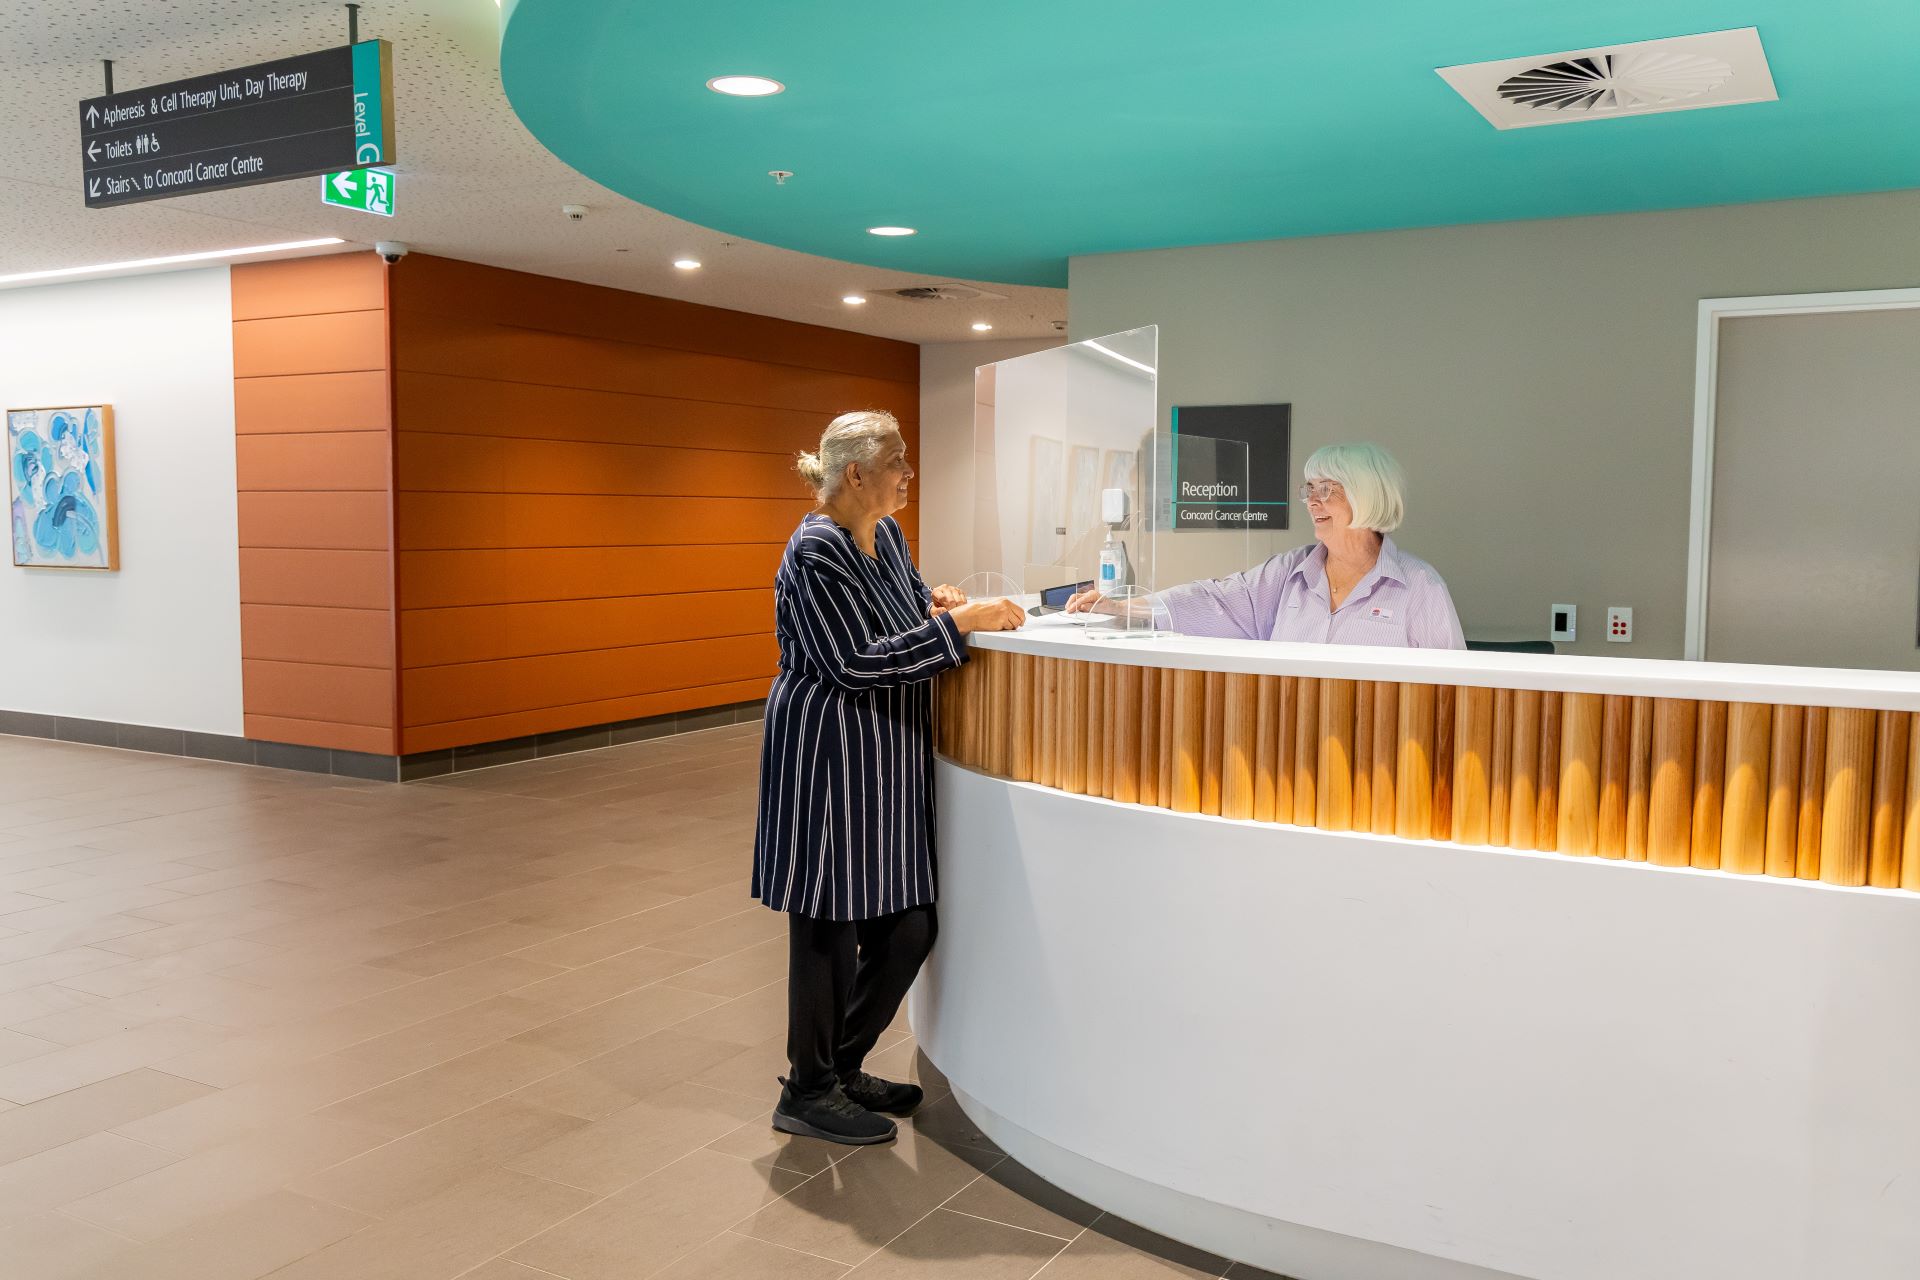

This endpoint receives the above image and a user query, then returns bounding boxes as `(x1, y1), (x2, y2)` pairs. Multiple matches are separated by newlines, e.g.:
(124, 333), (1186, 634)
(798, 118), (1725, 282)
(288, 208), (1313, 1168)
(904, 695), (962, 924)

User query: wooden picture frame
(7, 404), (119, 571)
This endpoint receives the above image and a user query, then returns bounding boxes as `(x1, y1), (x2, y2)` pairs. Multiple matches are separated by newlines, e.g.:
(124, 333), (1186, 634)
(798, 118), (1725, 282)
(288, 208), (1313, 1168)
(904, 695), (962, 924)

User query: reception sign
(1170, 402), (1291, 529)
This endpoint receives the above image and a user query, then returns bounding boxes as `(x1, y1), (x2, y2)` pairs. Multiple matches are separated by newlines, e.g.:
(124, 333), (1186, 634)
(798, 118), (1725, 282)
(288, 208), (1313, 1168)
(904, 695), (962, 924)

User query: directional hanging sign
(322, 167), (395, 216)
(79, 40), (394, 209)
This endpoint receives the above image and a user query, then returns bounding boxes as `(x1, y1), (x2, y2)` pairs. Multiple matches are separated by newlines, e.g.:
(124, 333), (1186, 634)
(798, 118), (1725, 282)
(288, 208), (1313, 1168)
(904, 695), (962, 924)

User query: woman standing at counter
(1070, 442), (1465, 648)
(754, 410), (1024, 1146)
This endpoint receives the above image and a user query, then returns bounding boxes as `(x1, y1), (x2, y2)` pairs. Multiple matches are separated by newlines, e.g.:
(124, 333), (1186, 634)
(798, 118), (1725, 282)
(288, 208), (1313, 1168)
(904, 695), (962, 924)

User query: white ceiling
(0, 0), (1066, 343)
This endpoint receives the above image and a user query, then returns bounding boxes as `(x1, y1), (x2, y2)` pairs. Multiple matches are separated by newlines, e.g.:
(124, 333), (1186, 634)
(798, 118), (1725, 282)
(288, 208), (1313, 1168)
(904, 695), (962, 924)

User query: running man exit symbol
(320, 166), (394, 215)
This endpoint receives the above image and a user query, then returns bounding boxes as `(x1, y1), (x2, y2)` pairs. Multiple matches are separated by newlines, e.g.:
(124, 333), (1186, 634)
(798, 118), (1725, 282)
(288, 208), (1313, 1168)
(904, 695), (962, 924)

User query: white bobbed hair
(1303, 442), (1406, 533)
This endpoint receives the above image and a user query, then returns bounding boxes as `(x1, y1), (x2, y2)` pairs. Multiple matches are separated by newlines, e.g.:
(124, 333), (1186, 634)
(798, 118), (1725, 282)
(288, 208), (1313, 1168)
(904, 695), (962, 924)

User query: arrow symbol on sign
(87, 178), (100, 198)
(86, 104), (99, 126)
(329, 171), (357, 200)
(87, 140), (99, 161)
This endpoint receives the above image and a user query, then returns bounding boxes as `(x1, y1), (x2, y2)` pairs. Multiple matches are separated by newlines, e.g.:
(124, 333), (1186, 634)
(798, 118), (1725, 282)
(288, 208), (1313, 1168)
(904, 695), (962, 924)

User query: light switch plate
(1550, 604), (1577, 643)
(1607, 606), (1633, 642)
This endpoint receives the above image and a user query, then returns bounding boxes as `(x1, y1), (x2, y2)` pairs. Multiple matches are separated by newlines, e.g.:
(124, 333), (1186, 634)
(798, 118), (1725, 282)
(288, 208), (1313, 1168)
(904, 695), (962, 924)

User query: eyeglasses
(1298, 480), (1346, 504)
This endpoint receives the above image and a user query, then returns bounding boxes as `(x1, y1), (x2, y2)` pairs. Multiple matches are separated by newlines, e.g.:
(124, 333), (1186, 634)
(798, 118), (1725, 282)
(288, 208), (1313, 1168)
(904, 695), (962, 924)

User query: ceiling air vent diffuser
(882, 285), (991, 302)
(1438, 28), (1777, 130)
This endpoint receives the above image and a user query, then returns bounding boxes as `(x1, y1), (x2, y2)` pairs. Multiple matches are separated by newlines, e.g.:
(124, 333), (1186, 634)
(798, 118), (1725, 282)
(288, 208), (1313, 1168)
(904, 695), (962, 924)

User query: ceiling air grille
(884, 286), (986, 302)
(1438, 28), (1776, 130)
(1496, 50), (1732, 114)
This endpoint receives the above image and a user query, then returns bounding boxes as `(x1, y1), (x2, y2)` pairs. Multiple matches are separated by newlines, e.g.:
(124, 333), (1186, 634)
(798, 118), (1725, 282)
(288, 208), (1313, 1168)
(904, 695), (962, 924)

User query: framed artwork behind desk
(8, 404), (118, 570)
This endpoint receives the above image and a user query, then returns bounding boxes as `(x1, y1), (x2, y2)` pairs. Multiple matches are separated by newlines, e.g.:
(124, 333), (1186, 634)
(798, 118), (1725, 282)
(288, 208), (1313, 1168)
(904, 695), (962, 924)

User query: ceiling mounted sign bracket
(346, 4), (360, 44)
(102, 60), (113, 95)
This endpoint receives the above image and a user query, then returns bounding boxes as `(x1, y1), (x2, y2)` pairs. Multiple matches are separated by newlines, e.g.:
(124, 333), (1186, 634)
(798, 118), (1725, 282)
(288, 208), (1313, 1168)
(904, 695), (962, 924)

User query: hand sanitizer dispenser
(1099, 488), (1133, 593)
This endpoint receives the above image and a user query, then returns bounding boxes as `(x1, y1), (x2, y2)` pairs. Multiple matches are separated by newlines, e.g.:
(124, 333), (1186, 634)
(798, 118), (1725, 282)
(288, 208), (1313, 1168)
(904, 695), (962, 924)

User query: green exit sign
(321, 167), (394, 216)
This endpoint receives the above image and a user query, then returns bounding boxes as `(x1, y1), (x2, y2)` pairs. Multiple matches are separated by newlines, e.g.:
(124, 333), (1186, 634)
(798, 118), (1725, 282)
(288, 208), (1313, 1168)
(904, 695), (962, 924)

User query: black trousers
(785, 904), (937, 1098)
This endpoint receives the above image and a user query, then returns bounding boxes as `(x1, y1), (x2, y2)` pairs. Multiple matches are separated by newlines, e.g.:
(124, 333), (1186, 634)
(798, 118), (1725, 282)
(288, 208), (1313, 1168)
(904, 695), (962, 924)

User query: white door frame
(1686, 286), (1920, 660)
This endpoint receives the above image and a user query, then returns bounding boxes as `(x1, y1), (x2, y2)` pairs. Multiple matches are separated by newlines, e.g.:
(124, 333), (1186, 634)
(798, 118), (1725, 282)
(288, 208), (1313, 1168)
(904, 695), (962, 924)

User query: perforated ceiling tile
(0, 0), (1063, 341)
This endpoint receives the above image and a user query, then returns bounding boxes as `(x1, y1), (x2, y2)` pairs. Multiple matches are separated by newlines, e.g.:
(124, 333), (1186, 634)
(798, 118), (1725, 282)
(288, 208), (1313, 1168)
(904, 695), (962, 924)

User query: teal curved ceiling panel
(500, 1), (1920, 286)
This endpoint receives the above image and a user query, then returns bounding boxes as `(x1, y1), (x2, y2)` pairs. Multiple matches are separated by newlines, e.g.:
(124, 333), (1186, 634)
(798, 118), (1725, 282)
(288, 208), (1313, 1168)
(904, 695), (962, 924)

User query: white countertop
(969, 619), (1920, 710)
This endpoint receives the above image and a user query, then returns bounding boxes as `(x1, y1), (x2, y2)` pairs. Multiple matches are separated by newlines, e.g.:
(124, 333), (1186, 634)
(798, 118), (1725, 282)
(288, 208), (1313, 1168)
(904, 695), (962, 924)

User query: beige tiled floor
(0, 726), (1288, 1279)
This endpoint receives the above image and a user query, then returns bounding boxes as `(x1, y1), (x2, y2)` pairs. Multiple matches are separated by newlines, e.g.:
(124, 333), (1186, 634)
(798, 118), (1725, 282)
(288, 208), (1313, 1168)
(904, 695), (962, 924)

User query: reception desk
(910, 628), (1920, 1280)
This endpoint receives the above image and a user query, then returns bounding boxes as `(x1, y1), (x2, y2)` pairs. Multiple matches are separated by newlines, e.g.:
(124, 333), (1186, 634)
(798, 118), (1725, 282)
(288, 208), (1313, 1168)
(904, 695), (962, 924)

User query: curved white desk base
(911, 761), (1920, 1280)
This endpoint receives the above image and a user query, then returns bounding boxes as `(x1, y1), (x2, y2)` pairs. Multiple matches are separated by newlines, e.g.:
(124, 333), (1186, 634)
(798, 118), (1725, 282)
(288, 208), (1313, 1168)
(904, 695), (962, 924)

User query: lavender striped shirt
(1156, 537), (1465, 648)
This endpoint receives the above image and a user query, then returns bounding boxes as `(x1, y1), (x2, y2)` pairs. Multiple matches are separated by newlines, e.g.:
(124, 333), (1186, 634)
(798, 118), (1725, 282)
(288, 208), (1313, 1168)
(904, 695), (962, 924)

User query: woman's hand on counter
(928, 584), (968, 614)
(1065, 589), (1152, 619)
(949, 598), (1027, 634)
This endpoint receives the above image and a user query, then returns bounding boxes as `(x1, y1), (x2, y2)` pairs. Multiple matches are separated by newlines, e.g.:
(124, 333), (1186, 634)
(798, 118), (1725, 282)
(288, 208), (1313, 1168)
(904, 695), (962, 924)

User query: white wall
(1, 267), (243, 735)
(919, 337), (1061, 587)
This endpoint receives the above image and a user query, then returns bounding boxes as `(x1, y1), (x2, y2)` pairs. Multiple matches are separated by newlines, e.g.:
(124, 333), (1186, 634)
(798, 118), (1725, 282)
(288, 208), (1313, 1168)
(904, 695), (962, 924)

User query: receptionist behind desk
(1067, 442), (1465, 648)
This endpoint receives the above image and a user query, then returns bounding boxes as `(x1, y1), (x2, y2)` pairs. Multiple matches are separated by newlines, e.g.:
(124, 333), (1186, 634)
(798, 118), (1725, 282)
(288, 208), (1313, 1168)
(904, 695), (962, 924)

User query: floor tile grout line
(820, 1145), (1010, 1270)
(613, 1142), (837, 1280)
(1026, 1219), (1095, 1280)
(936, 1204), (1080, 1245)
(721, 1225), (858, 1272)
(51, 1203), (151, 1245)
(436, 1172), (622, 1276)
(451, 1256), (572, 1280)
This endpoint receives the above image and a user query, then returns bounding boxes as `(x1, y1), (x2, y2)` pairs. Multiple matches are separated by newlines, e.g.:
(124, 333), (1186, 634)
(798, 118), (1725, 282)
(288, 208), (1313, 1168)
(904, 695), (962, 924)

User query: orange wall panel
(402, 677), (774, 755)
(232, 254), (398, 756)
(239, 432), (390, 492)
(242, 604), (396, 669)
(244, 715), (396, 755)
(243, 659), (394, 728)
(403, 633), (779, 727)
(239, 491), (392, 551)
(397, 494), (818, 550)
(393, 371), (899, 455)
(234, 310), (388, 378)
(396, 434), (809, 499)
(236, 371), (391, 434)
(403, 590), (772, 667)
(394, 253), (917, 382)
(207, 252), (929, 756)
(240, 548), (391, 609)
(391, 310), (914, 416)
(397, 545), (783, 608)
(232, 251), (386, 320)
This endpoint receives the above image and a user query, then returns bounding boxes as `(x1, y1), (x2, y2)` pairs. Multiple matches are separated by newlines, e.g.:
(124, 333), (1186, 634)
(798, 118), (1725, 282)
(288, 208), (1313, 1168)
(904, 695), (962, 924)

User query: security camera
(374, 241), (409, 263)
(561, 204), (588, 221)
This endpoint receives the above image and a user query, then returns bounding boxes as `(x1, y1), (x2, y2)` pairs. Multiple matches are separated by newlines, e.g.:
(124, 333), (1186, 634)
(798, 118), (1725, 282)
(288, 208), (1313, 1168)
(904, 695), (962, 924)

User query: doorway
(1687, 290), (1920, 669)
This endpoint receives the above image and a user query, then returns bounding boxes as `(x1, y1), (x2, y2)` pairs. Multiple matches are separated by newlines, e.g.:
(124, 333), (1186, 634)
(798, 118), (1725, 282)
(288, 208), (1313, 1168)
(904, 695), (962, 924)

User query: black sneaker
(772, 1077), (896, 1146)
(840, 1069), (924, 1116)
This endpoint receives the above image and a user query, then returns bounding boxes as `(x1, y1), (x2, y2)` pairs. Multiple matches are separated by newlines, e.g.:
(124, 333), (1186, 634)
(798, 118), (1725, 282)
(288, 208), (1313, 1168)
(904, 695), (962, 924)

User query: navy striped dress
(753, 513), (968, 921)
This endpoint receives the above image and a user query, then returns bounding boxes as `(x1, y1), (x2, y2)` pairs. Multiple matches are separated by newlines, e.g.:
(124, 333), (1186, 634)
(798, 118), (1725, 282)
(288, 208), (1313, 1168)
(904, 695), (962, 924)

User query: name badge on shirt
(1369, 605), (1394, 620)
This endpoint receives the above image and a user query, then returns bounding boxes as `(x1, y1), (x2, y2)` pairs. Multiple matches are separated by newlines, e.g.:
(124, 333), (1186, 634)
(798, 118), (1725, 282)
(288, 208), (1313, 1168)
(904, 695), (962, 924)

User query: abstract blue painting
(8, 405), (118, 570)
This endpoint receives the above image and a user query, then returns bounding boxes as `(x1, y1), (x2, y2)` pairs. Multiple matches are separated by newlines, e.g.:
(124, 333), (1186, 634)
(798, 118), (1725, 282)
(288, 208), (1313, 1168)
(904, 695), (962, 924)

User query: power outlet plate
(1550, 604), (1577, 643)
(1607, 606), (1633, 642)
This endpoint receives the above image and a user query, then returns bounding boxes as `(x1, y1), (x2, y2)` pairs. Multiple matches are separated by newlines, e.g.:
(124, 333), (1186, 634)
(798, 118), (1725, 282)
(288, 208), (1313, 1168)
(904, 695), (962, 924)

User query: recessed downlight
(971, 322), (993, 332)
(673, 258), (702, 270)
(707, 75), (784, 97)
(867, 226), (916, 237)
(842, 295), (867, 305)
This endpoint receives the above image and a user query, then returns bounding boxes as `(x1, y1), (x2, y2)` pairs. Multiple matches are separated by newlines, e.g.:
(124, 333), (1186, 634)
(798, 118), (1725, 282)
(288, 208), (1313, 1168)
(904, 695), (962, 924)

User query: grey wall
(920, 337), (1063, 588)
(1069, 190), (1920, 656)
